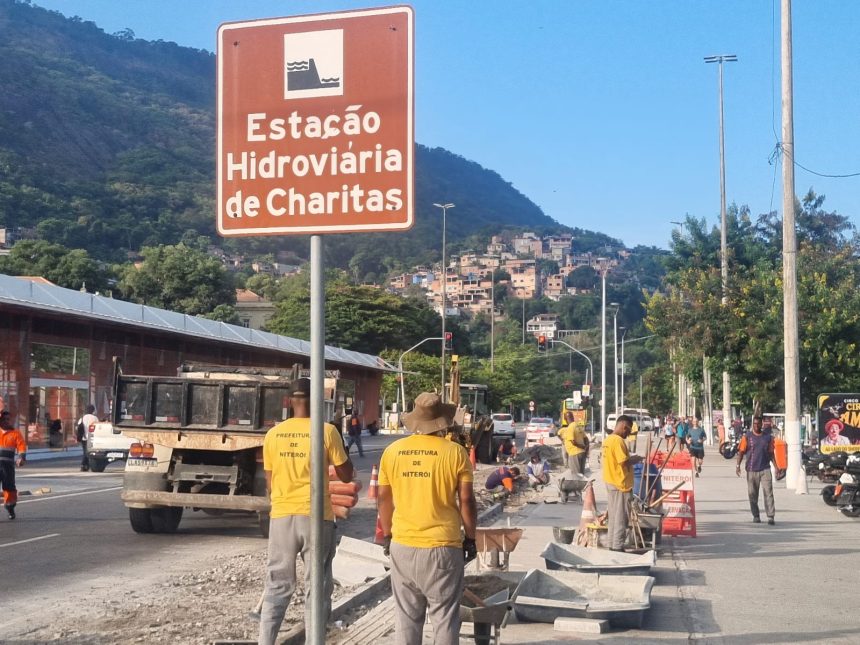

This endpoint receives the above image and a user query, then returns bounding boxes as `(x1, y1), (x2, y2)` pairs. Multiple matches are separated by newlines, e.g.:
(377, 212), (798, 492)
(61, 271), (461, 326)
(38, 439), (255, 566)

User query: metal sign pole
(309, 234), (326, 644)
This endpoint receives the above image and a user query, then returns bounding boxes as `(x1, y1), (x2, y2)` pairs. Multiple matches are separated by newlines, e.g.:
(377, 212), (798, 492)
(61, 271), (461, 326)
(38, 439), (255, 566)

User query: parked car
(491, 413), (515, 438)
(524, 417), (560, 447)
(87, 421), (136, 472)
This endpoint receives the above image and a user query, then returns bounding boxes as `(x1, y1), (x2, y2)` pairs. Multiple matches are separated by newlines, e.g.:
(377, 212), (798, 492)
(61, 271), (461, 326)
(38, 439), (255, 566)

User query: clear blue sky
(32, 1), (860, 248)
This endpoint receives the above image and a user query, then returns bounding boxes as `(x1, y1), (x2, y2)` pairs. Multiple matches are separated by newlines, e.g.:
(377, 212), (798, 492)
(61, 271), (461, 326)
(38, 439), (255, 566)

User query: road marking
(0, 533), (60, 549)
(17, 486), (122, 504)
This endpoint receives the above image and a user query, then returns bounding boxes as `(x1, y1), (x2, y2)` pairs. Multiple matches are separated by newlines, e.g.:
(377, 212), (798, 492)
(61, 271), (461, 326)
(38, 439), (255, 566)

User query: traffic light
(444, 331), (453, 351)
(538, 335), (547, 352)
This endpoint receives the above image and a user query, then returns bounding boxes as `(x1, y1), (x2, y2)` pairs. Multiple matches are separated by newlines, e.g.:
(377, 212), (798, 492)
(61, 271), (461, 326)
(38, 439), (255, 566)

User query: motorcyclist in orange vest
(0, 410), (27, 520)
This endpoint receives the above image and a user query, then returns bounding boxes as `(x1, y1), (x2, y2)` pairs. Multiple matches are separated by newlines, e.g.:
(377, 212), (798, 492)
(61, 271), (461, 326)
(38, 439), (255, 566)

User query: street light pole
(620, 328), (628, 411)
(610, 303), (619, 414)
(398, 337), (445, 414)
(490, 267), (495, 372)
(433, 203), (454, 401)
(705, 53), (736, 455)
(600, 269), (607, 439)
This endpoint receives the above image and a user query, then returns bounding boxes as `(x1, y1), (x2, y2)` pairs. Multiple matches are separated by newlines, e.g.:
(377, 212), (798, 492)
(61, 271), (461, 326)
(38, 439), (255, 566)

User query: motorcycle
(820, 451), (850, 507)
(719, 427), (745, 460)
(833, 453), (860, 518)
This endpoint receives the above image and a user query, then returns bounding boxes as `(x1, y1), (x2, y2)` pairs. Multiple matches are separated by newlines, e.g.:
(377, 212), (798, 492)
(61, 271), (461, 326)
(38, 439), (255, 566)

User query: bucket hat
(403, 392), (456, 435)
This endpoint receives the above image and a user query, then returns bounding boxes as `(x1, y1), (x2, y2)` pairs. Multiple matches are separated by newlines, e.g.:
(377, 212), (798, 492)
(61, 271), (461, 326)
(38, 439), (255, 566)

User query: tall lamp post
(600, 269), (607, 439)
(610, 302), (620, 413)
(620, 327), (628, 411)
(433, 202), (454, 401)
(704, 54), (736, 453)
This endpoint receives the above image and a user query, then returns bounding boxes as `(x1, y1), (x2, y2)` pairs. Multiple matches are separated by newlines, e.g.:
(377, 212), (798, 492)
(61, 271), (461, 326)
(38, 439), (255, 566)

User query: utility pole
(781, 0), (801, 490)
(704, 53), (737, 449)
(433, 203), (454, 401)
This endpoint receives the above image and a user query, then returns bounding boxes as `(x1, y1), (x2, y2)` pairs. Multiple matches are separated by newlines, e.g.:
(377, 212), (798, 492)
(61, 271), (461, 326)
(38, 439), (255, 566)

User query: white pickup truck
(87, 421), (136, 472)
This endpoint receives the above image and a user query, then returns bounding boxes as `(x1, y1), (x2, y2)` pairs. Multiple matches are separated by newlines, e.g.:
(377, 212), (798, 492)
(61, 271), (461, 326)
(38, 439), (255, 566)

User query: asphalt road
(1, 433), (401, 597)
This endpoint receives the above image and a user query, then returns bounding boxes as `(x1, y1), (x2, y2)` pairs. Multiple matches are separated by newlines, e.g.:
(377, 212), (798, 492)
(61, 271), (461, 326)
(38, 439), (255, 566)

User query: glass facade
(0, 306), (382, 451)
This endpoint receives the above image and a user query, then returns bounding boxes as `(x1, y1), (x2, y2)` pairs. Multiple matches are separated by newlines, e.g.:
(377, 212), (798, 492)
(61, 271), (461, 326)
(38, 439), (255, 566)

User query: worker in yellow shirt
(558, 411), (589, 477)
(258, 378), (355, 645)
(602, 415), (642, 552)
(378, 392), (478, 645)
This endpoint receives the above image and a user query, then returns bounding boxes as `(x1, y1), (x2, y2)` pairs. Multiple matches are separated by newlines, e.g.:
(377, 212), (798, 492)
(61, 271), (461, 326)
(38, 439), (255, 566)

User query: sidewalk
(24, 447), (82, 462)
(492, 447), (860, 643)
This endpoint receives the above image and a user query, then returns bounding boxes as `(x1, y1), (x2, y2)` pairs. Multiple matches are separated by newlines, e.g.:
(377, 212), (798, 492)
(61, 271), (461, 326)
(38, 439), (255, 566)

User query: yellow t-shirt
(602, 433), (633, 492)
(378, 433), (473, 548)
(558, 424), (586, 456)
(263, 417), (348, 521)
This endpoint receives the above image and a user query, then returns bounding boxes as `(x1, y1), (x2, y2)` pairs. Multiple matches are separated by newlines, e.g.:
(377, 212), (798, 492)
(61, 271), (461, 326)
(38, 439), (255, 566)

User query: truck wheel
(259, 513), (270, 538)
(150, 507), (183, 533)
(129, 508), (154, 534)
(89, 459), (108, 473)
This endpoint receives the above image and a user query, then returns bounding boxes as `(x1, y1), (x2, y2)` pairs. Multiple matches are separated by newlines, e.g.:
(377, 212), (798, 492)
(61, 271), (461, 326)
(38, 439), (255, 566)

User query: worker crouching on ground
(258, 378), (355, 645)
(602, 415), (642, 552)
(526, 453), (550, 490)
(484, 465), (520, 493)
(378, 392), (478, 645)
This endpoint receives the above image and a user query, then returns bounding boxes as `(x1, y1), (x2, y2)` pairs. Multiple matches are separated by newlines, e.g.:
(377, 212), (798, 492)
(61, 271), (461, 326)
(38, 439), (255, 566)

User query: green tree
(0, 240), (111, 291)
(118, 243), (235, 315)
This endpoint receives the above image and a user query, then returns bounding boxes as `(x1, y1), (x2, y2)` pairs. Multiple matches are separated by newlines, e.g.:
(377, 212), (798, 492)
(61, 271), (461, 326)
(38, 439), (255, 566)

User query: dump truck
(116, 361), (356, 536)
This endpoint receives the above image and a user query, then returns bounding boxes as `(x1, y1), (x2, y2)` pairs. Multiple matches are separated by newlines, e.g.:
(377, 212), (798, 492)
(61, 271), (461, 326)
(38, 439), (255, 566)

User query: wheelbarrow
(557, 471), (591, 503)
(460, 572), (524, 645)
(474, 527), (524, 571)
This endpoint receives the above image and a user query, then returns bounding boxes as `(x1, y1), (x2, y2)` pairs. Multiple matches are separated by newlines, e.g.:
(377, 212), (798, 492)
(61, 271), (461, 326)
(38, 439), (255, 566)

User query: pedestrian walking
(675, 417), (689, 452)
(345, 409), (365, 457)
(257, 378), (355, 645)
(664, 415), (676, 452)
(602, 415), (642, 551)
(688, 418), (706, 476)
(0, 410), (27, 520)
(735, 416), (777, 525)
(76, 404), (99, 472)
(378, 392), (478, 645)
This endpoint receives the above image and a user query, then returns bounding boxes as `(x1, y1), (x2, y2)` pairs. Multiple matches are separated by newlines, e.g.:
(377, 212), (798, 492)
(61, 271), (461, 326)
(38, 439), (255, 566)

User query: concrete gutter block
(337, 536), (389, 565)
(333, 554), (387, 586)
(554, 617), (609, 634)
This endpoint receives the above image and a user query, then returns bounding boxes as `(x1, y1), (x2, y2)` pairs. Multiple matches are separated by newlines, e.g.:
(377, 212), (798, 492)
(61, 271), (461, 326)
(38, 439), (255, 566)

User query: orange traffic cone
(368, 464), (379, 500)
(469, 446), (477, 470)
(575, 481), (598, 546)
(374, 513), (385, 545)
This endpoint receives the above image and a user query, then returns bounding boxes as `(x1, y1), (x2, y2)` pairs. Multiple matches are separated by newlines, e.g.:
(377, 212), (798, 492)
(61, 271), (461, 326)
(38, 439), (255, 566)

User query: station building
(0, 274), (391, 450)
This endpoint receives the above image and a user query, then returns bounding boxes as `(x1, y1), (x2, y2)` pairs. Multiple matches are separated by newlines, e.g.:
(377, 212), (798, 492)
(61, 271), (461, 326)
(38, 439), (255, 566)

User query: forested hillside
(0, 0), (621, 276)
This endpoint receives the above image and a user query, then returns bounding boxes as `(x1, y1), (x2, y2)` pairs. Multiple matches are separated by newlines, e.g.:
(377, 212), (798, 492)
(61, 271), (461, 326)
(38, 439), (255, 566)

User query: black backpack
(76, 419), (86, 442)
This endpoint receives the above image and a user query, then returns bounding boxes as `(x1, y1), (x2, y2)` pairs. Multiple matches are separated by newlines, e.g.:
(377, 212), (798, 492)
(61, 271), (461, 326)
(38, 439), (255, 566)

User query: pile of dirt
(21, 550), (354, 644)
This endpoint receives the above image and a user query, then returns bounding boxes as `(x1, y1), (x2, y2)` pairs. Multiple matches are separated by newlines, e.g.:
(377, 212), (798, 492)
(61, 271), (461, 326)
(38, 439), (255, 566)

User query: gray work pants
(566, 452), (583, 477)
(746, 469), (775, 520)
(389, 542), (464, 645)
(258, 515), (336, 645)
(606, 486), (631, 550)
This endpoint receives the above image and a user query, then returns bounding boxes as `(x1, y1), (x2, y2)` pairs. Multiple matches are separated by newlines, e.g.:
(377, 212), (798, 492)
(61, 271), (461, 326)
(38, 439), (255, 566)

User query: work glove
(16, 456), (25, 468)
(463, 537), (477, 563)
(382, 535), (392, 557)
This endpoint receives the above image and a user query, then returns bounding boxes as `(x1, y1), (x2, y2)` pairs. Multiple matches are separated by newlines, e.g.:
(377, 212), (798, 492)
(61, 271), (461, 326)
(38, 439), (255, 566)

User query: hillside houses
(388, 231), (621, 317)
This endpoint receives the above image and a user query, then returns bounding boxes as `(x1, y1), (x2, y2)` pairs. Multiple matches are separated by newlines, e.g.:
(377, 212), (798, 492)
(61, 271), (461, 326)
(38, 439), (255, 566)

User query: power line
(770, 142), (860, 180)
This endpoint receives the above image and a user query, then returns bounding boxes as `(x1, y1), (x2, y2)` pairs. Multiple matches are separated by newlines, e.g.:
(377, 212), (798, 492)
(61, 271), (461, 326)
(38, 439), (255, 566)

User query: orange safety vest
(0, 427), (26, 462)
